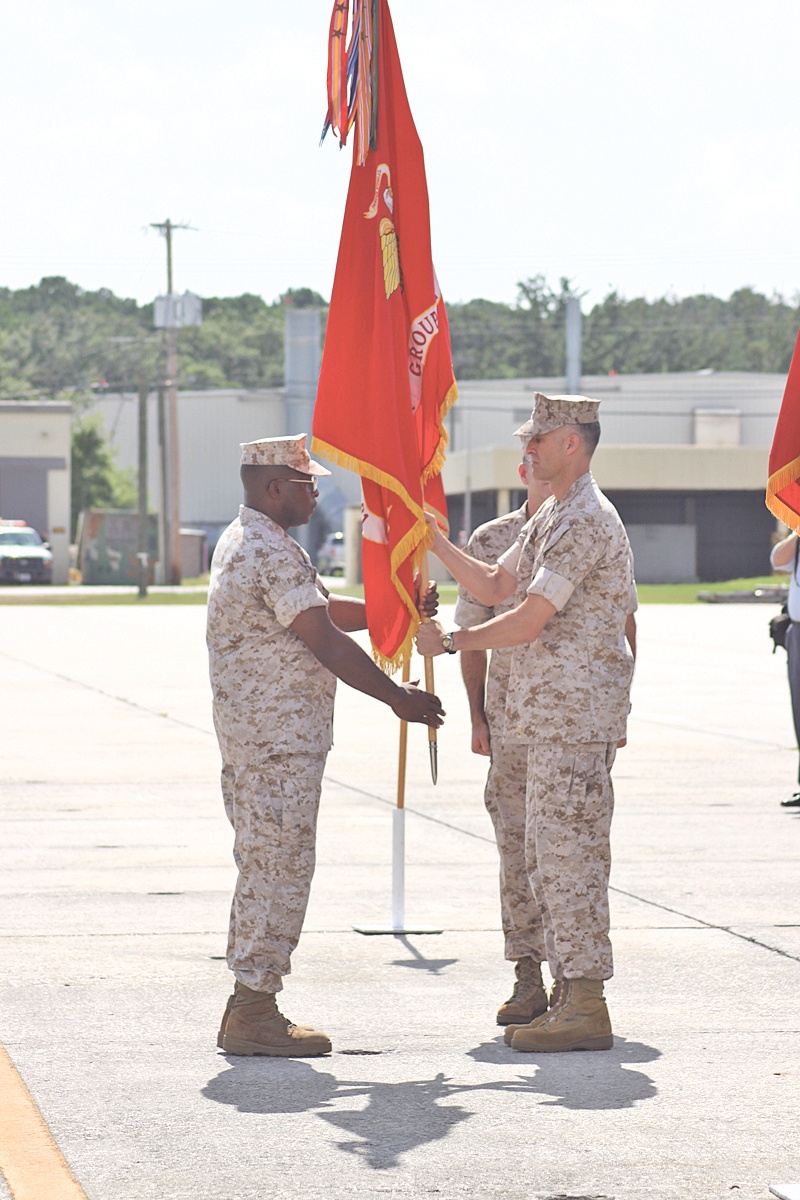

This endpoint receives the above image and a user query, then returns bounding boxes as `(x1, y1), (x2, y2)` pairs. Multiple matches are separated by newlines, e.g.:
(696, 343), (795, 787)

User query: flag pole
(417, 552), (438, 784)
(353, 650), (441, 935)
(393, 655), (410, 929)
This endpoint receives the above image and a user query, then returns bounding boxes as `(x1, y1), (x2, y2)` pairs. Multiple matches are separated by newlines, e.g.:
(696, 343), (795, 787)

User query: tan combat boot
(510, 978), (613, 1053)
(221, 982), (332, 1057)
(217, 987), (314, 1048)
(502, 976), (566, 1045)
(217, 991), (235, 1048)
(496, 957), (548, 1025)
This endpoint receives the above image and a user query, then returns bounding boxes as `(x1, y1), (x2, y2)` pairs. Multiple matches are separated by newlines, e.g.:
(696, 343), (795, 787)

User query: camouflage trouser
(484, 740), (547, 963)
(525, 741), (616, 981)
(221, 752), (327, 993)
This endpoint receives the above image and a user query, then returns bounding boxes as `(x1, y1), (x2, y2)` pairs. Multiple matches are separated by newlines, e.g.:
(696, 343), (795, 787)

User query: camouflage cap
(514, 393), (600, 439)
(239, 433), (331, 475)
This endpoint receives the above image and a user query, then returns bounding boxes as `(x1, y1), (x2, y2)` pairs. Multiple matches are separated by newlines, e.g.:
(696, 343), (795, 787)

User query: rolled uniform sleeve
(497, 539), (522, 580)
(257, 549), (329, 628)
(455, 592), (493, 628)
(527, 566), (576, 611)
(627, 581), (639, 614)
(771, 544), (793, 574)
(527, 520), (609, 610)
(273, 580), (328, 628)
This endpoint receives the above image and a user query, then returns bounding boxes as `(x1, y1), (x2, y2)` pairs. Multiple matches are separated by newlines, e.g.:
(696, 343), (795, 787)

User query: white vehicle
(0, 520), (53, 585)
(317, 530), (345, 576)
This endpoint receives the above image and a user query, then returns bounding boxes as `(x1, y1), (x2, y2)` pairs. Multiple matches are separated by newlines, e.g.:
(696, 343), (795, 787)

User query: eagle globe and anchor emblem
(364, 163), (400, 300)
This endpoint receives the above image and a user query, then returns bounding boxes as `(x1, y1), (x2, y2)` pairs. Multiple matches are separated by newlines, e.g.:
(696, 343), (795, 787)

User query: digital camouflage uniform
(498, 472), (637, 981)
(207, 504), (337, 993)
(454, 504), (548, 964)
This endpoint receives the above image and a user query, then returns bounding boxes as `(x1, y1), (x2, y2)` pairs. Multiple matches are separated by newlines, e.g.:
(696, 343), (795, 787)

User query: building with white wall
(86, 307), (362, 568)
(88, 386), (360, 555)
(443, 372), (779, 582)
(0, 401), (71, 583)
(86, 367), (781, 584)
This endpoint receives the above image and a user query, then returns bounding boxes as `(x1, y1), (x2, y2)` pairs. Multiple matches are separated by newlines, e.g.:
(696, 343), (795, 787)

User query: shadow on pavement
(389, 935), (458, 975)
(202, 1060), (608, 1168)
(467, 1035), (660, 1110)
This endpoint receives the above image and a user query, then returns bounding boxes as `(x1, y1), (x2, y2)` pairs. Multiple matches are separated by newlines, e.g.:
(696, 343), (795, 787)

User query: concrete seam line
(0, 1043), (88, 1200)
(325, 774), (800, 965)
(324, 774), (498, 843)
(2, 650), (795, 753)
(632, 713), (793, 750)
(4, 654), (797, 965)
(0, 651), (210, 736)
(609, 885), (800, 965)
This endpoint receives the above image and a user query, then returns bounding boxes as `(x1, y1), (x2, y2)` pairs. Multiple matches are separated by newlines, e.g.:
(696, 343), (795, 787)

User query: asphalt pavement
(0, 602), (798, 1200)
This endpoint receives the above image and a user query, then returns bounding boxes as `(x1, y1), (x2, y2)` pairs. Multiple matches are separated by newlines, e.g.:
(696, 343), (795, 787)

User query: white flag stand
(354, 635), (442, 936)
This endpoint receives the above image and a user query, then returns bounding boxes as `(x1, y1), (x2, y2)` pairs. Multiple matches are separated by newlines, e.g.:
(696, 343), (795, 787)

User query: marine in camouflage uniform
(498, 471), (637, 986)
(417, 394), (637, 1052)
(209, 505), (336, 996)
(208, 434), (444, 1058)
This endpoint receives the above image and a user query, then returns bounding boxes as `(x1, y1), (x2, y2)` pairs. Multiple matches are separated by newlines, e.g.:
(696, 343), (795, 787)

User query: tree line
(1, 275), (798, 403)
(5, 274), (791, 531)
(448, 277), (800, 378)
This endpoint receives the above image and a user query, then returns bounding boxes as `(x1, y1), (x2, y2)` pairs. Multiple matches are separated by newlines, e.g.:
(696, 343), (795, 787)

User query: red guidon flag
(312, 0), (457, 672)
(767, 328), (800, 531)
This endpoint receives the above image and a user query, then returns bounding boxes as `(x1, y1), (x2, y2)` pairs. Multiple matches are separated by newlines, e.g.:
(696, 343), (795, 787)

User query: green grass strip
(0, 574), (785, 606)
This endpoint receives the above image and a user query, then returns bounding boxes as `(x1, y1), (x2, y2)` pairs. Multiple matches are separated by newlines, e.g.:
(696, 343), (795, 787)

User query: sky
(1, 0), (799, 312)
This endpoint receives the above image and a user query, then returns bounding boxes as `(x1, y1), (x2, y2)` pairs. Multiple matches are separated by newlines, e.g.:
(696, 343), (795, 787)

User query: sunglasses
(283, 476), (318, 490)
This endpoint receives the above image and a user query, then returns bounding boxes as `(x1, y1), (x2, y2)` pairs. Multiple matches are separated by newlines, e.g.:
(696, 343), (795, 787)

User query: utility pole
(565, 294), (583, 395)
(107, 335), (158, 593)
(284, 305), (321, 554)
(150, 218), (193, 585)
(137, 372), (149, 598)
(157, 382), (168, 585)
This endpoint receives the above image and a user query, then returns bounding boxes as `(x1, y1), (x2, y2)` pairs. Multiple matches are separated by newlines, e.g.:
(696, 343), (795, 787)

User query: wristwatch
(441, 631), (458, 654)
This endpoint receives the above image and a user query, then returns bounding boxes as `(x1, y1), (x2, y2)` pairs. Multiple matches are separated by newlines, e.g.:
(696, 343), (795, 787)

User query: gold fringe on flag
(421, 379), (458, 489)
(766, 453), (800, 534)
(311, 434), (433, 673)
